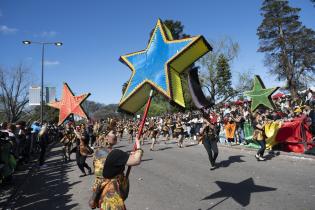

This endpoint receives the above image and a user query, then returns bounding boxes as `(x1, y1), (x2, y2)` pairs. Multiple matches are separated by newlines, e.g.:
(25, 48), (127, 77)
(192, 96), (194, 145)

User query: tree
(235, 70), (254, 94)
(216, 54), (233, 99)
(199, 37), (239, 104)
(24, 105), (59, 124)
(257, 0), (315, 99)
(161, 20), (190, 39)
(149, 20), (190, 40)
(82, 100), (105, 117)
(122, 81), (128, 95)
(0, 64), (31, 122)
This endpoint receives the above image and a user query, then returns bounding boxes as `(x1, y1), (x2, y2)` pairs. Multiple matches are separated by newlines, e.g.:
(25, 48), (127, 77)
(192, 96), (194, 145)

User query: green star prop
(244, 75), (279, 112)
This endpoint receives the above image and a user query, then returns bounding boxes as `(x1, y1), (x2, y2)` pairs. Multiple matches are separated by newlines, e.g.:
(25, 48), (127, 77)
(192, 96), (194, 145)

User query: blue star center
(122, 25), (193, 99)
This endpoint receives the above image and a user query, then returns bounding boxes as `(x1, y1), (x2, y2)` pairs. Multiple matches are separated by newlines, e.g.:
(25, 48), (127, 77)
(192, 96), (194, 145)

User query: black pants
(203, 136), (219, 167)
(90, 135), (96, 146)
(257, 139), (266, 157)
(76, 153), (91, 174)
(39, 143), (46, 166)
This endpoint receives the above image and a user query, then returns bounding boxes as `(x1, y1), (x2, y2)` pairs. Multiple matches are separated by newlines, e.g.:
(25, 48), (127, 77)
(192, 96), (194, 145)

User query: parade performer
(60, 124), (76, 162)
(127, 122), (134, 144)
(252, 112), (267, 161)
(139, 123), (148, 145)
(244, 75), (279, 159)
(200, 112), (219, 170)
(74, 125), (93, 177)
(149, 120), (159, 151)
(89, 130), (143, 209)
(162, 118), (170, 143)
(89, 120), (117, 209)
(175, 119), (184, 148)
(117, 123), (124, 139)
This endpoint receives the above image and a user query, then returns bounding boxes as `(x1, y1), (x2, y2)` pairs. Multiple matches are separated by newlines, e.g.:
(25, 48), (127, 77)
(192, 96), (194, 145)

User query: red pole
(127, 90), (154, 177)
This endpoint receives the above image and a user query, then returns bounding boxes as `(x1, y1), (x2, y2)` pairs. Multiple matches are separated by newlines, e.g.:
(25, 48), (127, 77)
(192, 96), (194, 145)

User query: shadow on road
(141, 158), (153, 162)
(156, 146), (173, 151)
(217, 155), (245, 168)
(202, 177), (277, 208)
(184, 143), (199, 148)
(4, 143), (81, 210)
(264, 150), (280, 160)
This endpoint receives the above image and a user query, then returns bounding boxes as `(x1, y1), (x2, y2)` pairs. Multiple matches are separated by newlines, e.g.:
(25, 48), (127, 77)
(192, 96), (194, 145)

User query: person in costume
(60, 124), (76, 162)
(89, 120), (118, 208)
(162, 118), (170, 143)
(139, 123), (148, 146)
(200, 114), (219, 170)
(117, 122), (124, 140)
(74, 125), (93, 177)
(174, 118), (184, 148)
(92, 134), (143, 210)
(127, 121), (134, 144)
(149, 120), (159, 151)
(252, 112), (267, 161)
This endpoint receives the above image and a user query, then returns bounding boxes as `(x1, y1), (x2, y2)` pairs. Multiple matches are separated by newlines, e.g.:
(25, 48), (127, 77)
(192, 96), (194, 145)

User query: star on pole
(48, 83), (90, 125)
(119, 19), (212, 113)
(244, 75), (279, 112)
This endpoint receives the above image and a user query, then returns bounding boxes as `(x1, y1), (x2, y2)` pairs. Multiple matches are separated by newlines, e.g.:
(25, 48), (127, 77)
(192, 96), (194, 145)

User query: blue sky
(0, 0), (314, 104)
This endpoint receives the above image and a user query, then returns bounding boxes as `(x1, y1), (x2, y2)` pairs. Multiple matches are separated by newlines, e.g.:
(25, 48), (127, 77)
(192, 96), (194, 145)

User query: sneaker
(210, 165), (216, 170)
(255, 154), (260, 160)
(79, 174), (87, 177)
(258, 156), (265, 161)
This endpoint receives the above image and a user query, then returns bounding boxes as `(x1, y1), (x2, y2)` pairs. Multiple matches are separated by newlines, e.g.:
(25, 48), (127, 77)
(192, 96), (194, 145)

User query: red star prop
(48, 83), (90, 125)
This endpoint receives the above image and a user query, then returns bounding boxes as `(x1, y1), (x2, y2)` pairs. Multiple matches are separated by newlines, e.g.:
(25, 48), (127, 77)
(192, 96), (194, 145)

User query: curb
(218, 143), (315, 160)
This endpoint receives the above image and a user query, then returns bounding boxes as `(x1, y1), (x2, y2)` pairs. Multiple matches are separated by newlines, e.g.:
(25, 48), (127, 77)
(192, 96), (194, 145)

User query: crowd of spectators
(0, 121), (61, 183)
(123, 89), (315, 146)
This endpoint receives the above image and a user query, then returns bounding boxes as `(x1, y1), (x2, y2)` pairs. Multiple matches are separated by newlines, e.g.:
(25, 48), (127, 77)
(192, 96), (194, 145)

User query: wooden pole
(126, 90), (154, 177)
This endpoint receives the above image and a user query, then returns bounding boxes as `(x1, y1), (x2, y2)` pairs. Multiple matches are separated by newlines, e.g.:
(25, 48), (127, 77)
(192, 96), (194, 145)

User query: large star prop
(202, 178), (276, 207)
(244, 75), (279, 112)
(48, 83), (90, 125)
(119, 19), (212, 113)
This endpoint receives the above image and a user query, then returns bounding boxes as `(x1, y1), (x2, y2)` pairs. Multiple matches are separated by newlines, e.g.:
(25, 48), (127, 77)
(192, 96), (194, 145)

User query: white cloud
(0, 25), (18, 34)
(35, 30), (57, 38)
(44, 60), (60, 65)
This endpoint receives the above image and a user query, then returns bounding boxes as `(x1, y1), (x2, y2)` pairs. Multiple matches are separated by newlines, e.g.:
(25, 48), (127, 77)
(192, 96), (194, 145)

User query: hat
(294, 107), (302, 113)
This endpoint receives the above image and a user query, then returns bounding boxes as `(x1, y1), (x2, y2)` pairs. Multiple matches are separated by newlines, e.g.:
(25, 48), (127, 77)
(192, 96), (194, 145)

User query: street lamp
(22, 40), (63, 124)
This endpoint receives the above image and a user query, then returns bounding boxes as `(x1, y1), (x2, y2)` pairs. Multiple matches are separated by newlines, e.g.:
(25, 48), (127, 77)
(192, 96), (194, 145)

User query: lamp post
(22, 40), (63, 124)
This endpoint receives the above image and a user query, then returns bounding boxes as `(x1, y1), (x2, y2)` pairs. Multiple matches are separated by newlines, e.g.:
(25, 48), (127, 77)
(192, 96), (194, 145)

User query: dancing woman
(200, 116), (219, 170)
(252, 113), (267, 161)
(74, 126), (93, 177)
(175, 119), (184, 148)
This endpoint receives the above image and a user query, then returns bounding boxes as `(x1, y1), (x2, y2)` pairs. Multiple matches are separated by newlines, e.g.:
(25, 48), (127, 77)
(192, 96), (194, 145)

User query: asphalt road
(4, 137), (315, 210)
